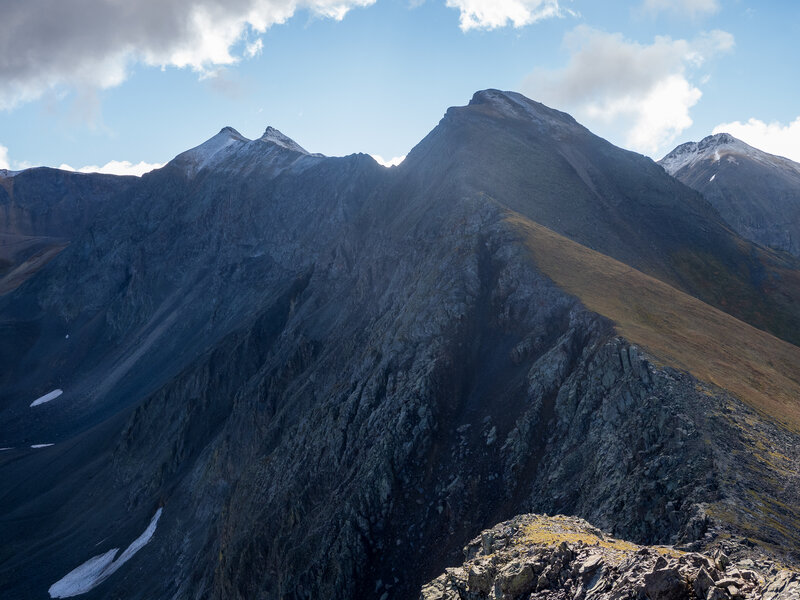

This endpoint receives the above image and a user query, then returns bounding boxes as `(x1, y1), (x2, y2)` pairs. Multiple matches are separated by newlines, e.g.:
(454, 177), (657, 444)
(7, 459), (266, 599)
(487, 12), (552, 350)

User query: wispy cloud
(245, 38), (264, 58)
(641, 0), (720, 19)
(445, 0), (569, 31)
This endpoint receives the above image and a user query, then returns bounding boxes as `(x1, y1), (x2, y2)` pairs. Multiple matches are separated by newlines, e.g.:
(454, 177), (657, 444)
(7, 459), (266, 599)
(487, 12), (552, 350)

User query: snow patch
(49, 508), (163, 598)
(709, 174), (716, 182)
(31, 443), (54, 448)
(31, 389), (63, 407)
(0, 447), (13, 451)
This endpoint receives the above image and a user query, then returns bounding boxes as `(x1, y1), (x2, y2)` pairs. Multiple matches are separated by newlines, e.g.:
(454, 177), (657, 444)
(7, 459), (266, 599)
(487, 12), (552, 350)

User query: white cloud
(713, 117), (800, 163)
(245, 38), (265, 58)
(522, 27), (733, 155)
(59, 160), (163, 177)
(642, 0), (719, 18)
(0, 0), (377, 111)
(445, 0), (567, 31)
(370, 154), (406, 167)
(0, 142), (160, 176)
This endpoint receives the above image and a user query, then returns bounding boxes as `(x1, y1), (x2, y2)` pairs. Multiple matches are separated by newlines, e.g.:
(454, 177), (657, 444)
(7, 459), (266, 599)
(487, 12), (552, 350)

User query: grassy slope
(406, 97), (800, 348)
(509, 214), (800, 432)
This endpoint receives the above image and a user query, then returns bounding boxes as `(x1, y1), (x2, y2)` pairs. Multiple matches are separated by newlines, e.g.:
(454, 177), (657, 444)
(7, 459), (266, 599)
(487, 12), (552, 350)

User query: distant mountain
(661, 133), (800, 258)
(1, 92), (799, 600)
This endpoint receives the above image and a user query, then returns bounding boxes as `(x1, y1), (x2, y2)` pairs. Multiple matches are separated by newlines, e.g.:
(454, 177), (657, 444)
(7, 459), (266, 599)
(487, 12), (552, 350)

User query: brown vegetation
(509, 214), (800, 432)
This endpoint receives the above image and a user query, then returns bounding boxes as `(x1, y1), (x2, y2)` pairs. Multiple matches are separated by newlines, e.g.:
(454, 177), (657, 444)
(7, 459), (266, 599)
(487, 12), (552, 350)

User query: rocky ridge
(421, 514), (800, 600)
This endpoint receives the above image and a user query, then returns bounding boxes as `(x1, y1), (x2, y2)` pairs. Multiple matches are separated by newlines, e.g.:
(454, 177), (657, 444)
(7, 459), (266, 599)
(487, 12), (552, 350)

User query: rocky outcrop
(421, 514), (800, 600)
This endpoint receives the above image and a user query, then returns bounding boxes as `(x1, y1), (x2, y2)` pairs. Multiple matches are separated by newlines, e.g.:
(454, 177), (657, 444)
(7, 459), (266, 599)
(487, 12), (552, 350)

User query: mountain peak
(259, 126), (309, 154)
(661, 131), (800, 257)
(660, 132), (800, 177)
(704, 132), (737, 145)
(659, 133), (753, 175)
(172, 127), (250, 176)
(466, 89), (577, 128)
(218, 126), (246, 139)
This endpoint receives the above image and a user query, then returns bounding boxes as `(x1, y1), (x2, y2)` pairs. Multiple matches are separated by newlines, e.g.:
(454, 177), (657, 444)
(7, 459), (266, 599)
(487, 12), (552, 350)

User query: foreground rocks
(421, 514), (800, 600)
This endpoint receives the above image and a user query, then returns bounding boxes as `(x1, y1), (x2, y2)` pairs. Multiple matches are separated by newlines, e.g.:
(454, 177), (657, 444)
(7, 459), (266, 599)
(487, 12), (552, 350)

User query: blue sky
(1, 0), (798, 174)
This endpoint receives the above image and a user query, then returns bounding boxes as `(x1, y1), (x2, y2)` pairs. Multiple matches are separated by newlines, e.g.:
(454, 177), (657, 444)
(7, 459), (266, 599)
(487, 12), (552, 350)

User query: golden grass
(520, 515), (637, 552)
(518, 515), (680, 559)
(508, 214), (800, 432)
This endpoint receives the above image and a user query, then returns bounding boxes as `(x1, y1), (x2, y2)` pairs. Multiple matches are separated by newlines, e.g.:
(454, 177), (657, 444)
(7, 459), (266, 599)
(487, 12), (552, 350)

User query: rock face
(1, 92), (800, 600)
(660, 133), (800, 258)
(421, 514), (800, 600)
(0, 168), (132, 294)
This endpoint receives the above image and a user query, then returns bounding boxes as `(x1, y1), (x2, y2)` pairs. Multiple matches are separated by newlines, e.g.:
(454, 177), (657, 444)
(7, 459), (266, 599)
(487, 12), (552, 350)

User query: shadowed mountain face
(661, 133), (800, 259)
(0, 169), (134, 293)
(1, 92), (800, 600)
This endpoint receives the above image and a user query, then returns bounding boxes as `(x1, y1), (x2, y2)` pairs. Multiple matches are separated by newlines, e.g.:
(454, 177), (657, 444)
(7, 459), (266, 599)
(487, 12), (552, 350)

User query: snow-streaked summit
(172, 126), (250, 177)
(259, 126), (309, 154)
(171, 125), (319, 178)
(659, 133), (800, 176)
(661, 131), (800, 258)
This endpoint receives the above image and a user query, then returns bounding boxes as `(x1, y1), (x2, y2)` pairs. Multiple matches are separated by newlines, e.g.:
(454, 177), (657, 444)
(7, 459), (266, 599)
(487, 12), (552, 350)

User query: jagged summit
(709, 132), (737, 145)
(170, 124), (316, 177)
(259, 126), (309, 154)
(661, 132), (800, 257)
(659, 132), (800, 176)
(172, 126), (250, 175)
(659, 133), (745, 175)
(218, 126), (248, 140)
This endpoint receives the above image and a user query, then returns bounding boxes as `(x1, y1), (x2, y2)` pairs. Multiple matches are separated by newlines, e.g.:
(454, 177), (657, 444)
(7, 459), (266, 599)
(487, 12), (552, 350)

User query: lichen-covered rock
(419, 514), (800, 600)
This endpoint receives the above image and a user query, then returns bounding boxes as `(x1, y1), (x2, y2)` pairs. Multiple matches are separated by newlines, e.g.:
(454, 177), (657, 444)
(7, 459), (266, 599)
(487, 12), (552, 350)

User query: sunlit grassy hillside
(510, 214), (800, 432)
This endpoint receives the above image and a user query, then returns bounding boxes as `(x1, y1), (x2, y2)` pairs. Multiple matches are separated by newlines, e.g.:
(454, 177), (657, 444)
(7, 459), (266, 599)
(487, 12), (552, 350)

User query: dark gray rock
(644, 568), (686, 600)
(1, 92), (800, 600)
